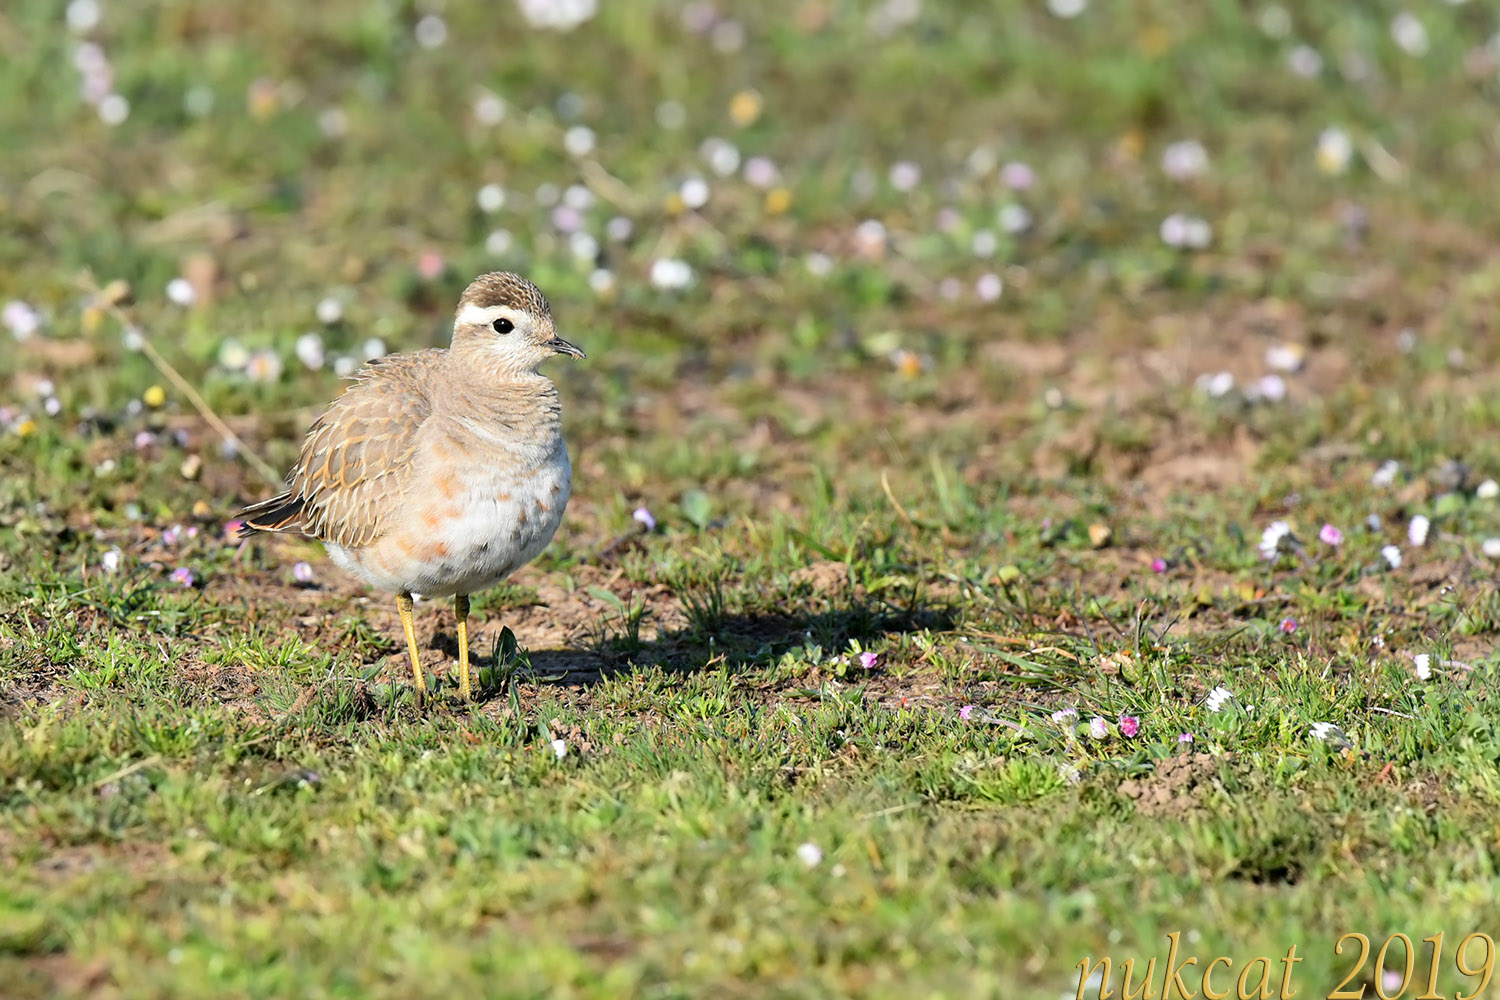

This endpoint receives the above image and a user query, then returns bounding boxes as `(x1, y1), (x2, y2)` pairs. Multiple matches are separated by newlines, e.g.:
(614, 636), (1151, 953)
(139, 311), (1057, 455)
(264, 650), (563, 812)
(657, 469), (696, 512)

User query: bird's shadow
(489, 597), (960, 690)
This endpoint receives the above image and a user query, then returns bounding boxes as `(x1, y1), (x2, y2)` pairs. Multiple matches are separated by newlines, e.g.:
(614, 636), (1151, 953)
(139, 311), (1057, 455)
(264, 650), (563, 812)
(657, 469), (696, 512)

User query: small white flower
(472, 90), (506, 126)
(1309, 721), (1348, 745)
(588, 268), (615, 295)
(1372, 460), (1400, 488)
(804, 252), (833, 277)
(1259, 521), (1293, 560)
(975, 273), (1003, 303)
(1317, 128), (1354, 176)
(605, 216), (633, 242)
(517, 0), (598, 31)
(1160, 213), (1212, 249)
(997, 203), (1031, 234)
(853, 219), (887, 257)
(1205, 686), (1234, 713)
(679, 176), (710, 210)
(796, 842), (823, 867)
(333, 355), (358, 377)
(361, 337), (386, 360)
(66, 0), (101, 33)
(649, 258), (694, 290)
(1390, 12), (1428, 56)
(563, 184), (594, 210)
(1196, 371), (1235, 398)
(2, 301), (41, 341)
(98, 93), (129, 126)
(1258, 5), (1291, 38)
(414, 14), (447, 48)
(1046, 0), (1087, 18)
(1265, 343), (1305, 372)
(563, 125), (595, 157)
(165, 278), (196, 306)
(1088, 716), (1109, 739)
(485, 229), (514, 256)
(700, 137), (740, 177)
(654, 100), (686, 129)
(217, 338), (249, 371)
(1381, 545), (1403, 569)
(1287, 45), (1323, 78)
(971, 229), (998, 257)
(1050, 707), (1077, 724)
(1413, 654), (1432, 680)
(1477, 479), (1499, 500)
(1483, 538), (1500, 559)
(476, 183), (506, 213)
(568, 232), (599, 262)
(1161, 139), (1208, 181)
(318, 107), (347, 138)
(245, 348), (283, 383)
(294, 332), (326, 370)
(1408, 515), (1430, 547)
(315, 296), (343, 325)
(889, 161), (921, 191)
(101, 547), (122, 573)
(551, 738), (567, 759)
(1366, 513), (1383, 531)
(533, 182), (560, 207)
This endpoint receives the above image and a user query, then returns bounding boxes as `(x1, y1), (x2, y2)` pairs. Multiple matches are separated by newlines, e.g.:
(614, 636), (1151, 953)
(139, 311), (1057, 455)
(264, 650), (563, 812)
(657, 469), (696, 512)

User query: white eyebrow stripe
(455, 303), (524, 327)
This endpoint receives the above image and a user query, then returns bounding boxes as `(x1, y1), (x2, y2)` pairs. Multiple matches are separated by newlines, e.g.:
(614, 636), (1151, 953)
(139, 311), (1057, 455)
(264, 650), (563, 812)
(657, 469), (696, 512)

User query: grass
(6, 1), (1500, 997)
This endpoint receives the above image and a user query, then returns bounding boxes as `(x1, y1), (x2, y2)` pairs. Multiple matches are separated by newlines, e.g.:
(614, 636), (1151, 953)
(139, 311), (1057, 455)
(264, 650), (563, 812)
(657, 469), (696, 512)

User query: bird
(236, 272), (585, 702)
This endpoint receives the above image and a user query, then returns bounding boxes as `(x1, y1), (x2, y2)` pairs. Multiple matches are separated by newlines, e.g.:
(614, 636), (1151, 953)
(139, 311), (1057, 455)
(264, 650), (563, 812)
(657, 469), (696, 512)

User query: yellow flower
(729, 90), (762, 127)
(764, 187), (791, 215)
(143, 385), (167, 408)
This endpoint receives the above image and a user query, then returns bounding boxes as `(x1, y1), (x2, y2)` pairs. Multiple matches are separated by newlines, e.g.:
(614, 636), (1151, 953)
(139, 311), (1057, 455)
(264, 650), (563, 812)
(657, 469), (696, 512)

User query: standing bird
(237, 272), (585, 702)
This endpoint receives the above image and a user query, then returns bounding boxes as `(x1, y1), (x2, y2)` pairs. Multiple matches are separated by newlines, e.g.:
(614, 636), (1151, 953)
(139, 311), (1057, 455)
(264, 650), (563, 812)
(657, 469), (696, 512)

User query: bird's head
(451, 271), (585, 374)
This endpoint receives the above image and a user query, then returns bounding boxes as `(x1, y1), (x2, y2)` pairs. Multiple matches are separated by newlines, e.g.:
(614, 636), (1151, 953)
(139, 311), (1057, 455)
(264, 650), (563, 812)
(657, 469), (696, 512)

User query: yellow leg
(454, 594), (472, 701)
(397, 592), (426, 703)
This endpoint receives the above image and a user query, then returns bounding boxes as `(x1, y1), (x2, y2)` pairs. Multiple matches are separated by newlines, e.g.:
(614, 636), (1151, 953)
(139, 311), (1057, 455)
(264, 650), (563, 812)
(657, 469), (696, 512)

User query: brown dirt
(1118, 752), (1227, 819)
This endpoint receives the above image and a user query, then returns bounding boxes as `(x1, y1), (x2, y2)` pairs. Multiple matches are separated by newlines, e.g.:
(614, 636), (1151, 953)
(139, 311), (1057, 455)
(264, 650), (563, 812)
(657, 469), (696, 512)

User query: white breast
(423, 445), (572, 596)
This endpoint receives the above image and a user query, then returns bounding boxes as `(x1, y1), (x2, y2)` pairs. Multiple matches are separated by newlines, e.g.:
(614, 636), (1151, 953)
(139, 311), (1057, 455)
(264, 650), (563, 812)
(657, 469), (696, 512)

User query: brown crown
(456, 272), (552, 318)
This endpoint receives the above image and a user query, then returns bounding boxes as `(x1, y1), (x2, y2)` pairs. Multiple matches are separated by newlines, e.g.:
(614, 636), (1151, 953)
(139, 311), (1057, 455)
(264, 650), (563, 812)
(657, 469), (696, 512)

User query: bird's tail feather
(237, 493), (306, 536)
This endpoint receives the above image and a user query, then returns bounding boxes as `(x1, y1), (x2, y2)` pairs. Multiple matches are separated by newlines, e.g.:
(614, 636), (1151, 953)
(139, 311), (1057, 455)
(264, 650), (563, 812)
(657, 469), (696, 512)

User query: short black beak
(545, 337), (586, 359)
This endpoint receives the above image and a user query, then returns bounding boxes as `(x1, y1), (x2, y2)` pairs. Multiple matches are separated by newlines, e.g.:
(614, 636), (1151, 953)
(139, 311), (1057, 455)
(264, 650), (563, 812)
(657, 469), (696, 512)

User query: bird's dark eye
(493, 317), (515, 334)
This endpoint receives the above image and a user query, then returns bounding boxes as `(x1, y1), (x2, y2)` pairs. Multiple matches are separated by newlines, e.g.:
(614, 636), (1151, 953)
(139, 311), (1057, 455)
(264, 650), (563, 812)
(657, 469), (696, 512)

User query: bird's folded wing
(291, 357), (436, 548)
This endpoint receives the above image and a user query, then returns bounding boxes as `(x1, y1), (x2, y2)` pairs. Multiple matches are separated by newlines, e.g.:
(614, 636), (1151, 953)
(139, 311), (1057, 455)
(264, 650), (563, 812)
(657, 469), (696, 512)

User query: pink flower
(1088, 716), (1109, 739)
(959, 704), (974, 720)
(1001, 161), (1035, 190)
(1119, 715), (1140, 738)
(1151, 557), (1167, 573)
(416, 250), (445, 281)
(1178, 732), (1194, 743)
(292, 561), (314, 583)
(223, 519), (245, 542)
(1279, 617), (1297, 634)
(170, 566), (197, 587)
(632, 506), (656, 531)
(858, 651), (879, 670)
(1319, 523), (1344, 546)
